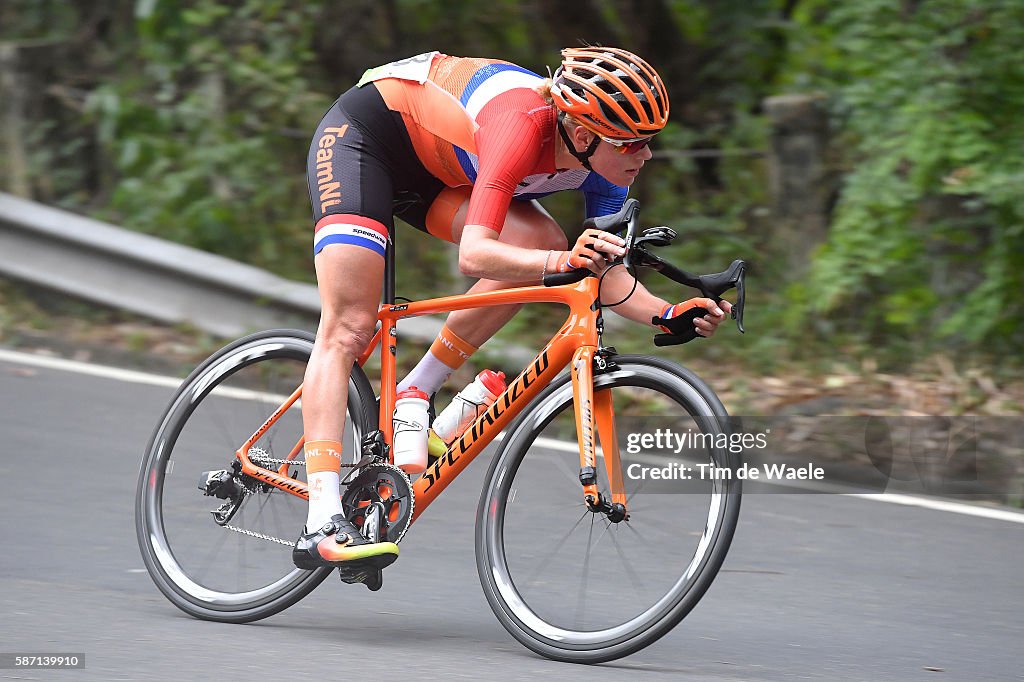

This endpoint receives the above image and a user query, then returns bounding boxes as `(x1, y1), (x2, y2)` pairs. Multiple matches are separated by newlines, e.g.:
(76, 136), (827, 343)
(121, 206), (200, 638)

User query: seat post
(383, 229), (396, 306)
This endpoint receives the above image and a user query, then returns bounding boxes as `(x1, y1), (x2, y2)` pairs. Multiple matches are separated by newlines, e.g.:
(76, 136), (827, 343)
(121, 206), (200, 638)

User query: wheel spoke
(237, 515), (247, 592)
(192, 519), (232, 585)
(590, 516), (613, 551)
(623, 518), (652, 543)
(574, 514), (596, 628)
(607, 525), (647, 597)
(547, 444), (584, 488)
(626, 479), (648, 506)
(520, 508), (591, 589)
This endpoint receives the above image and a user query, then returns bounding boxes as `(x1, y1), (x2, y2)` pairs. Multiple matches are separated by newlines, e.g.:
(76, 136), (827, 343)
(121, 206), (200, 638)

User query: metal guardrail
(0, 192), (443, 342)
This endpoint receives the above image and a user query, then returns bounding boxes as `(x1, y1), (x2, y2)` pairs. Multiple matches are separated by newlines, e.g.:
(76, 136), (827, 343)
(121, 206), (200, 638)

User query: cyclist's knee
(316, 315), (376, 360)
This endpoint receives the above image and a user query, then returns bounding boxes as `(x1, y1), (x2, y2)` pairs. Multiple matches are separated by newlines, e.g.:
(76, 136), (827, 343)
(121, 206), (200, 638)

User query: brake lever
(635, 248), (747, 335)
(701, 260), (745, 334)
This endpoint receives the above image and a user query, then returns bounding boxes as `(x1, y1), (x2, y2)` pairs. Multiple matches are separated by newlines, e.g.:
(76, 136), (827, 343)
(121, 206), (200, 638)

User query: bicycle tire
(475, 355), (741, 663)
(135, 329), (377, 623)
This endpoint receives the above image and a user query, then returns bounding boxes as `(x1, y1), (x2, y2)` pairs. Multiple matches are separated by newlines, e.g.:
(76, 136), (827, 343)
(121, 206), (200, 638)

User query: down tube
(409, 336), (579, 518)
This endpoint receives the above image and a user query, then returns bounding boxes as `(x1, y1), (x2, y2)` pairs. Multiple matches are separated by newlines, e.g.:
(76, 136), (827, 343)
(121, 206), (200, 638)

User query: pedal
(337, 565), (383, 591)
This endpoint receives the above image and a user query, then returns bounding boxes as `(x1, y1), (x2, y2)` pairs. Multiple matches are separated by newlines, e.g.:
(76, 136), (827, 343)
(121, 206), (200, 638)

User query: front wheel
(475, 356), (741, 663)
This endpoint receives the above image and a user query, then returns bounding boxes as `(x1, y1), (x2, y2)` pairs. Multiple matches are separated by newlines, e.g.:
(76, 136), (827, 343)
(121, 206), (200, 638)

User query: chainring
(341, 463), (414, 543)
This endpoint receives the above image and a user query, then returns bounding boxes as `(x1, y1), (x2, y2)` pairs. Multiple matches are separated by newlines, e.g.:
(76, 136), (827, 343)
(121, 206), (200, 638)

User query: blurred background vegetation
(2, 0), (1023, 392)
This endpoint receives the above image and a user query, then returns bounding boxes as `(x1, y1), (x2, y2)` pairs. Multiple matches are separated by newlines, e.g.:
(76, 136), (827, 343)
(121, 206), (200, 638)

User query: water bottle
(393, 386), (429, 474)
(431, 370), (507, 447)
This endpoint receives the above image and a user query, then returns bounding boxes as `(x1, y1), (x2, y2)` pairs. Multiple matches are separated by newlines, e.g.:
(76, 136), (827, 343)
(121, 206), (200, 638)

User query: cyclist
(295, 47), (733, 582)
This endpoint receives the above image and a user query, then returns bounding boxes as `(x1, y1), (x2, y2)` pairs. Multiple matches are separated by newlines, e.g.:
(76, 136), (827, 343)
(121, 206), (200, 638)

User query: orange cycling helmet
(550, 46), (670, 140)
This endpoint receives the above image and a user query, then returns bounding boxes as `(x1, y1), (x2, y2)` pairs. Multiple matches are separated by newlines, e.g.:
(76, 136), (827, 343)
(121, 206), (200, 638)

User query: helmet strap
(557, 111), (600, 172)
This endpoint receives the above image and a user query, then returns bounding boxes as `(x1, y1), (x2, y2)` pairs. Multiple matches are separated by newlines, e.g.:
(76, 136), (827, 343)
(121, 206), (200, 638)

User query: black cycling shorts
(307, 83), (445, 256)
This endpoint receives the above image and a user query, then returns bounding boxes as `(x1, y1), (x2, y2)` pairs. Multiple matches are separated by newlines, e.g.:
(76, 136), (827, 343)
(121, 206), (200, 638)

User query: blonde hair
(535, 78), (554, 104)
(535, 78), (586, 131)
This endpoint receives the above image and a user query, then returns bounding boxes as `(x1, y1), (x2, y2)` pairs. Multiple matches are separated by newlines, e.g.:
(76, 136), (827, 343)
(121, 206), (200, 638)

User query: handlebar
(543, 198), (747, 345)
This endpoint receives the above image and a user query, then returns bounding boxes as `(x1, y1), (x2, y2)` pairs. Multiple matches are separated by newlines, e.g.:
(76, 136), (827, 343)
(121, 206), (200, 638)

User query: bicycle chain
(246, 445), (305, 470)
(223, 523), (293, 546)
(221, 447), (301, 541)
(240, 446), (304, 494)
(222, 448), (398, 546)
(245, 446), (367, 470)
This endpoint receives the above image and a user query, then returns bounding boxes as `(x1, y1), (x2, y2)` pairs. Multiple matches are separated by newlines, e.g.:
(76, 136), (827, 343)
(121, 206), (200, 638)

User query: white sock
(397, 350), (457, 396)
(305, 470), (344, 532)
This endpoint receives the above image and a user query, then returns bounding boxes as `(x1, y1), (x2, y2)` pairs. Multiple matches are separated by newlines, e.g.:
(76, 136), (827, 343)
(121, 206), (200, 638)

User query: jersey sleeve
(464, 111), (545, 233)
(580, 172), (629, 218)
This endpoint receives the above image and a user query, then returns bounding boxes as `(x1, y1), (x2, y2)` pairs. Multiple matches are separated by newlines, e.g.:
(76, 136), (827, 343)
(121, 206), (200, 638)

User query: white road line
(0, 347), (292, 403)
(0, 348), (184, 389)
(3, 347), (1023, 525)
(841, 492), (1024, 524)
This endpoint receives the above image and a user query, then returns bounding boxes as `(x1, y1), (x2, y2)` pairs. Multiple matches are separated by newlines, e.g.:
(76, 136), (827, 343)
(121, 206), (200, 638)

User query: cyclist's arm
(457, 111), (554, 279)
(458, 225), (551, 279)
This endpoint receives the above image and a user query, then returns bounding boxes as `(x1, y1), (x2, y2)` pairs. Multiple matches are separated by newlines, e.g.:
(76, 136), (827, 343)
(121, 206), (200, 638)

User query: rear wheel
(476, 356), (741, 663)
(135, 329), (376, 622)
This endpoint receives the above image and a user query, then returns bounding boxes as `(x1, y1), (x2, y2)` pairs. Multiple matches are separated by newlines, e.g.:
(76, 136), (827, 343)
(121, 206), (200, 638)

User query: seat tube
(379, 317), (397, 441)
(570, 346), (601, 505)
(379, 232), (397, 439)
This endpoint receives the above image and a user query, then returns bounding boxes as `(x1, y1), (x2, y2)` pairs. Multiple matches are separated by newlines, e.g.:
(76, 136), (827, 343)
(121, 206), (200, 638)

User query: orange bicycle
(135, 199), (747, 663)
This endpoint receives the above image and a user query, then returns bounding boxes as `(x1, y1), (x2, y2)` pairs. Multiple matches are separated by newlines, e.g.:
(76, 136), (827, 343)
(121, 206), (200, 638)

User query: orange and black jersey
(309, 52), (627, 256)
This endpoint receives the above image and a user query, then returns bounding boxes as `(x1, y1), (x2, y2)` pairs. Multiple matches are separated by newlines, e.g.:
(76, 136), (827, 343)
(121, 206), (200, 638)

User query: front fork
(570, 346), (629, 523)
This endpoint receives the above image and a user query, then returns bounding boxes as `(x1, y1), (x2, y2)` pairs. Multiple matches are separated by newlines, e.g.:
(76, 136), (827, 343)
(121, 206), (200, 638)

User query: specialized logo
(246, 465), (309, 498)
(315, 124), (349, 214)
(579, 398), (595, 462)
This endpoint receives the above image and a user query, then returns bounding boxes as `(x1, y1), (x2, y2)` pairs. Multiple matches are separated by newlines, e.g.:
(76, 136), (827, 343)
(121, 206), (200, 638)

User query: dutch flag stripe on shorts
(314, 215), (389, 256)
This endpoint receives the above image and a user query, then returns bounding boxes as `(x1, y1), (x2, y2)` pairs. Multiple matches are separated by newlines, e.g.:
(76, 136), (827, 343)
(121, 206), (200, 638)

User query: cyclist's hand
(554, 229), (626, 274)
(656, 298), (733, 339)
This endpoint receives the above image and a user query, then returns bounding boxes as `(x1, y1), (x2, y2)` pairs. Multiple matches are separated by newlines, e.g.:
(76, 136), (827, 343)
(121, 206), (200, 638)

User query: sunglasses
(600, 135), (654, 154)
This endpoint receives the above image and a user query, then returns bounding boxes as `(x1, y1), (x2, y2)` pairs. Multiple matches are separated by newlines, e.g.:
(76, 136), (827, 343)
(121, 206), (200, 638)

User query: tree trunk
(764, 93), (832, 275)
(0, 43), (31, 198)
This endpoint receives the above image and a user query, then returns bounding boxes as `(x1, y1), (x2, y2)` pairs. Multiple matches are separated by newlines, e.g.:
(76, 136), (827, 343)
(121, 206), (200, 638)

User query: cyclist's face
(586, 133), (654, 186)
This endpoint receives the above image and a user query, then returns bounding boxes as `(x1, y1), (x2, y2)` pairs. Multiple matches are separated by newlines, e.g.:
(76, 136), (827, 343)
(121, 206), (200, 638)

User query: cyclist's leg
(295, 238), (398, 571)
(296, 89), (399, 573)
(303, 243), (383, 479)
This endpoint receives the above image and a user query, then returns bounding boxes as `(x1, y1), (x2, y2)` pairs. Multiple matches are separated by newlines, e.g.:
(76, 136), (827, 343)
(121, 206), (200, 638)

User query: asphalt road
(0, 349), (1021, 681)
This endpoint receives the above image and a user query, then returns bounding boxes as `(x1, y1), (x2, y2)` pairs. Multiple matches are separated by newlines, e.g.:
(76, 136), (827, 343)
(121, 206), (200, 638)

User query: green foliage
(784, 1), (1024, 357)
(84, 1), (331, 278)
(8, 0), (1023, 371)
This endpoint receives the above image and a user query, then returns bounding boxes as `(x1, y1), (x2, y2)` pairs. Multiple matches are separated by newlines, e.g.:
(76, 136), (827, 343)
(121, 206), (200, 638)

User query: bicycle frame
(232, 275), (628, 523)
